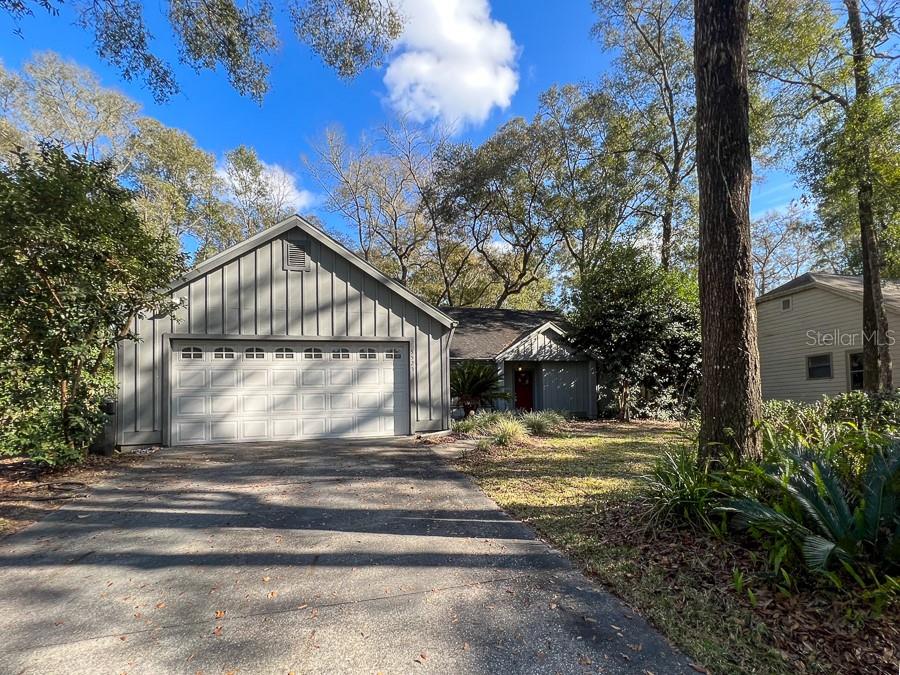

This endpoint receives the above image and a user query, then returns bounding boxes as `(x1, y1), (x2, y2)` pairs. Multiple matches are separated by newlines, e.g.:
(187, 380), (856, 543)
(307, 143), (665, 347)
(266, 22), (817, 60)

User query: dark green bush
(760, 393), (898, 488)
(720, 443), (900, 589)
(643, 393), (900, 597)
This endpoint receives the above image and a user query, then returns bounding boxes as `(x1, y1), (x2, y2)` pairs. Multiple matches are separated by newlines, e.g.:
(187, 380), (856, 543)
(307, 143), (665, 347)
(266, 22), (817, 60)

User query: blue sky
(0, 0), (798, 238)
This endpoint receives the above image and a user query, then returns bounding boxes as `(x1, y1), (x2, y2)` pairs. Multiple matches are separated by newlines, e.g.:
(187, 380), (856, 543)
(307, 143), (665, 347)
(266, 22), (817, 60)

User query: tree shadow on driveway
(0, 439), (693, 674)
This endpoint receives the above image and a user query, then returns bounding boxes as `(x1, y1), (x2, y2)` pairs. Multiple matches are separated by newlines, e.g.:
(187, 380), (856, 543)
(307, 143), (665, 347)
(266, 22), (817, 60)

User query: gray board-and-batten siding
(117, 217), (454, 446)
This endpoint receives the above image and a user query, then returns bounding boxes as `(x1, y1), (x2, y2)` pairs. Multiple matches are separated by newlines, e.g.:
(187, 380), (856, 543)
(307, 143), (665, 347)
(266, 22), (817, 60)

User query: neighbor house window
(181, 346), (202, 360)
(848, 352), (864, 391)
(807, 353), (832, 379)
(245, 347), (264, 359)
(359, 347), (377, 359)
(274, 347), (294, 359)
(781, 297), (792, 311)
(213, 346), (235, 359)
(385, 348), (401, 360)
(303, 347), (323, 359)
(332, 347), (350, 359)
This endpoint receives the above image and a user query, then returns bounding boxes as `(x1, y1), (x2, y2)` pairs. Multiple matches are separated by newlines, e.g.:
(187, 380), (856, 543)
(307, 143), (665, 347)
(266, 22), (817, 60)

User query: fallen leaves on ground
(454, 421), (898, 675)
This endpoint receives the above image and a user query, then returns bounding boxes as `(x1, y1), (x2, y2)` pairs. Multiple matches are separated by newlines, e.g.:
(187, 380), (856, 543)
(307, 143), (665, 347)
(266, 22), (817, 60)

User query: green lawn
(454, 421), (802, 675)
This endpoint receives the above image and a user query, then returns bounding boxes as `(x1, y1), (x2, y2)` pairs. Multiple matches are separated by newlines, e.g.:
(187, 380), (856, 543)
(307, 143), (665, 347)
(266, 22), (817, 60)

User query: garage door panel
(329, 417), (355, 435)
(210, 421), (239, 441)
(357, 416), (382, 434)
(330, 393), (353, 410)
(302, 369), (325, 386)
(176, 421), (206, 443)
(272, 393), (298, 412)
(210, 370), (238, 387)
(357, 392), (381, 409)
(301, 393), (325, 410)
(242, 369), (268, 387)
(329, 369), (352, 385)
(211, 396), (238, 414)
(356, 368), (379, 386)
(272, 418), (299, 437)
(272, 370), (297, 387)
(242, 420), (269, 439)
(243, 395), (268, 413)
(302, 418), (327, 436)
(171, 341), (409, 444)
(175, 396), (205, 416)
(177, 370), (206, 388)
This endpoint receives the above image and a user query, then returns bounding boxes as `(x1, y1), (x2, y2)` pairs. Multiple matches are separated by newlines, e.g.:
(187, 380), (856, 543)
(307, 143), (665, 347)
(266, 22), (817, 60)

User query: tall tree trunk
(693, 0), (762, 461)
(845, 0), (893, 392)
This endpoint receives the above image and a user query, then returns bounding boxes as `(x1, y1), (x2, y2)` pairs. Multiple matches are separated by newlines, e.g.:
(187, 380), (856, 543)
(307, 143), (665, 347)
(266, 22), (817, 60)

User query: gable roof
(758, 272), (900, 314)
(443, 307), (565, 359)
(169, 214), (455, 329)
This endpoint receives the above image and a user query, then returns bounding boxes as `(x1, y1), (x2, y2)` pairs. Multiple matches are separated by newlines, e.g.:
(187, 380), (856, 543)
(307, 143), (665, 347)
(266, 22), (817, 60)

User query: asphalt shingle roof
(758, 272), (900, 314)
(444, 307), (563, 359)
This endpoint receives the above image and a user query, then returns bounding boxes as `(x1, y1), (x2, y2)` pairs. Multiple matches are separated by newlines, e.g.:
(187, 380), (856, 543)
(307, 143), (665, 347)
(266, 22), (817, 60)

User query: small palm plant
(450, 360), (509, 416)
(720, 442), (900, 583)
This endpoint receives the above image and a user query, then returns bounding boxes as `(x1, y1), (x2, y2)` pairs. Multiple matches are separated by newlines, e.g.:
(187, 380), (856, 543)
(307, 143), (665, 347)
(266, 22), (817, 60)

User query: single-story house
(444, 307), (598, 418)
(757, 272), (900, 402)
(117, 215), (456, 446)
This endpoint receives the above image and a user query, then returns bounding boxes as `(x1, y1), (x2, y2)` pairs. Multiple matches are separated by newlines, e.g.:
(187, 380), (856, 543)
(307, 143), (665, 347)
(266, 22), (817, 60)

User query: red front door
(514, 370), (534, 411)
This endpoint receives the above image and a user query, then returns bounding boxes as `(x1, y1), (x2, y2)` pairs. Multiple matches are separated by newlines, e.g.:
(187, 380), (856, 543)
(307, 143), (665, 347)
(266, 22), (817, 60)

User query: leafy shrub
(720, 443), (900, 587)
(0, 359), (112, 466)
(450, 361), (510, 415)
(821, 391), (900, 432)
(760, 394), (898, 487)
(642, 445), (724, 531)
(520, 410), (566, 435)
(0, 147), (184, 466)
(490, 416), (527, 447)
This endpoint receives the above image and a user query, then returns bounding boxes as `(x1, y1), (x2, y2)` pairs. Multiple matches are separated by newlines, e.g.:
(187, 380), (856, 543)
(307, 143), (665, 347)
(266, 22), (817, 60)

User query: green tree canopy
(0, 145), (186, 463)
(565, 245), (700, 420)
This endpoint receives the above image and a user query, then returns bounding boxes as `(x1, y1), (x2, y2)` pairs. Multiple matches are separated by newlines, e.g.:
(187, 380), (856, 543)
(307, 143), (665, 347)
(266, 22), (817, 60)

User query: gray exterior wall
(489, 326), (598, 417)
(117, 224), (452, 445)
(500, 361), (597, 417)
(500, 328), (584, 362)
(758, 286), (900, 402)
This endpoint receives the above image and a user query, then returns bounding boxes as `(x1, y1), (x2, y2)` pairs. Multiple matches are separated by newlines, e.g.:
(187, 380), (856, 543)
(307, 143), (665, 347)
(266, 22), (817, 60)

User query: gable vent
(283, 239), (309, 271)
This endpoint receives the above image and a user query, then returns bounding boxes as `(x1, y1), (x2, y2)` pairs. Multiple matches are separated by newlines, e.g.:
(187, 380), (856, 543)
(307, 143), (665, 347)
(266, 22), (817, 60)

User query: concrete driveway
(0, 439), (692, 674)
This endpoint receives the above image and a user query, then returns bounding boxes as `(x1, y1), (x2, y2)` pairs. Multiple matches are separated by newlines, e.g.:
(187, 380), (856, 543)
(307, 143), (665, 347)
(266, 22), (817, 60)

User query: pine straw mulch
(0, 450), (154, 538)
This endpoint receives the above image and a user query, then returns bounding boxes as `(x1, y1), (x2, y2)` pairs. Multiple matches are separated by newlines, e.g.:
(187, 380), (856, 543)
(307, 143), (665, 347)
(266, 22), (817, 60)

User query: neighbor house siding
(757, 286), (900, 402)
(118, 228), (450, 445)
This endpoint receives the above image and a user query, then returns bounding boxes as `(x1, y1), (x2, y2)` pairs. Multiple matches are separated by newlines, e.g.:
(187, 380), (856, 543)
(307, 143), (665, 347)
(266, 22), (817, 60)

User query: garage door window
(245, 347), (264, 359)
(275, 347), (294, 359)
(214, 347), (235, 359)
(304, 347), (324, 359)
(359, 347), (377, 359)
(181, 346), (202, 360)
(332, 347), (350, 359)
(386, 348), (401, 360)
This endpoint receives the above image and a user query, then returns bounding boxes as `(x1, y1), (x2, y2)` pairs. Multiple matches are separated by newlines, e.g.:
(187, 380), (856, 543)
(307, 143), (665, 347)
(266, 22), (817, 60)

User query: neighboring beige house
(757, 273), (900, 402)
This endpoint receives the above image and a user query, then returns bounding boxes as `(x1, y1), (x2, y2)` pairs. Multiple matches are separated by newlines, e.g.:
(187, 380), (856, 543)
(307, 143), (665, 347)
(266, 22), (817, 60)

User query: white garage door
(170, 341), (410, 445)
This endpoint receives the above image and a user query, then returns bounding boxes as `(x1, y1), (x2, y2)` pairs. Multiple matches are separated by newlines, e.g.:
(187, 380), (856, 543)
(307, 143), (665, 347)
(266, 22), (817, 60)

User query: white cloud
(259, 161), (316, 212)
(384, 0), (519, 129)
(217, 160), (316, 213)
